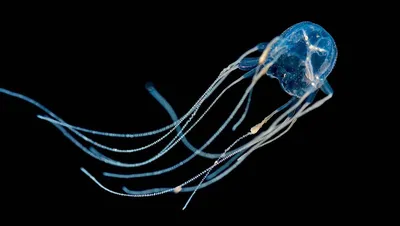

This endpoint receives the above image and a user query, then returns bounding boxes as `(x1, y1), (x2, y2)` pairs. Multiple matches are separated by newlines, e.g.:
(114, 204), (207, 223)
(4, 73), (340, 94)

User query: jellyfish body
(0, 21), (337, 210)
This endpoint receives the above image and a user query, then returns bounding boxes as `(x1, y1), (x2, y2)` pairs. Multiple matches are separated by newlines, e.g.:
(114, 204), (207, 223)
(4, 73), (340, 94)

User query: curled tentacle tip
(145, 81), (155, 91)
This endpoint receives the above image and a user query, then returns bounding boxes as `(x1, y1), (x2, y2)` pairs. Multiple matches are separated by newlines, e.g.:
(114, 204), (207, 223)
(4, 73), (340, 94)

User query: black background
(0, 2), (364, 220)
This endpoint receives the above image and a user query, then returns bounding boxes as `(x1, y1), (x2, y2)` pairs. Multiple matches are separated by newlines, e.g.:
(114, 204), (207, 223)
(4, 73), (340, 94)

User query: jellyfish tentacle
(35, 72), (226, 153)
(181, 132), (251, 210)
(236, 94), (312, 162)
(238, 57), (259, 71)
(145, 81), (199, 154)
(100, 46), (289, 172)
(232, 88), (253, 131)
(99, 76), (250, 171)
(82, 131), (259, 198)
(36, 68), (228, 138)
(35, 45), (260, 139)
(205, 152), (241, 180)
(101, 85), (259, 177)
(122, 151), (242, 194)
(87, 113), (300, 199)
(144, 77), (253, 155)
(100, 64), (276, 171)
(123, 115), (298, 196)
(31, 46), (261, 155)
(296, 84), (333, 118)
(213, 116), (298, 181)
(78, 93), (319, 199)
(320, 81), (333, 96)
(105, 96), (305, 201)
(238, 116), (297, 162)
(256, 42), (269, 52)
(36, 64), (234, 154)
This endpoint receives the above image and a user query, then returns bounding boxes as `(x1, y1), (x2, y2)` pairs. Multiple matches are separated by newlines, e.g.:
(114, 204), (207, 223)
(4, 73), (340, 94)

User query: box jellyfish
(0, 21), (337, 210)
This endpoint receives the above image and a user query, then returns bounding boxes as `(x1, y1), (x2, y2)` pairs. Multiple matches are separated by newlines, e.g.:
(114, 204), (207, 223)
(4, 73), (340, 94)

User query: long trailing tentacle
(33, 46), (261, 155)
(181, 132), (252, 210)
(80, 98), (305, 198)
(36, 45), (260, 138)
(87, 75), (247, 168)
(81, 90), (330, 204)
(96, 41), (290, 172)
(86, 84), (312, 201)
(102, 95), (298, 177)
(96, 67), (265, 169)
(36, 72), (229, 153)
(124, 116), (297, 195)
(74, 41), (288, 169)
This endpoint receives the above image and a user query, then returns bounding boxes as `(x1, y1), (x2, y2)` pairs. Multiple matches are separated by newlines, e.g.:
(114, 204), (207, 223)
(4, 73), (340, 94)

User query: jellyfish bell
(266, 21), (338, 97)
